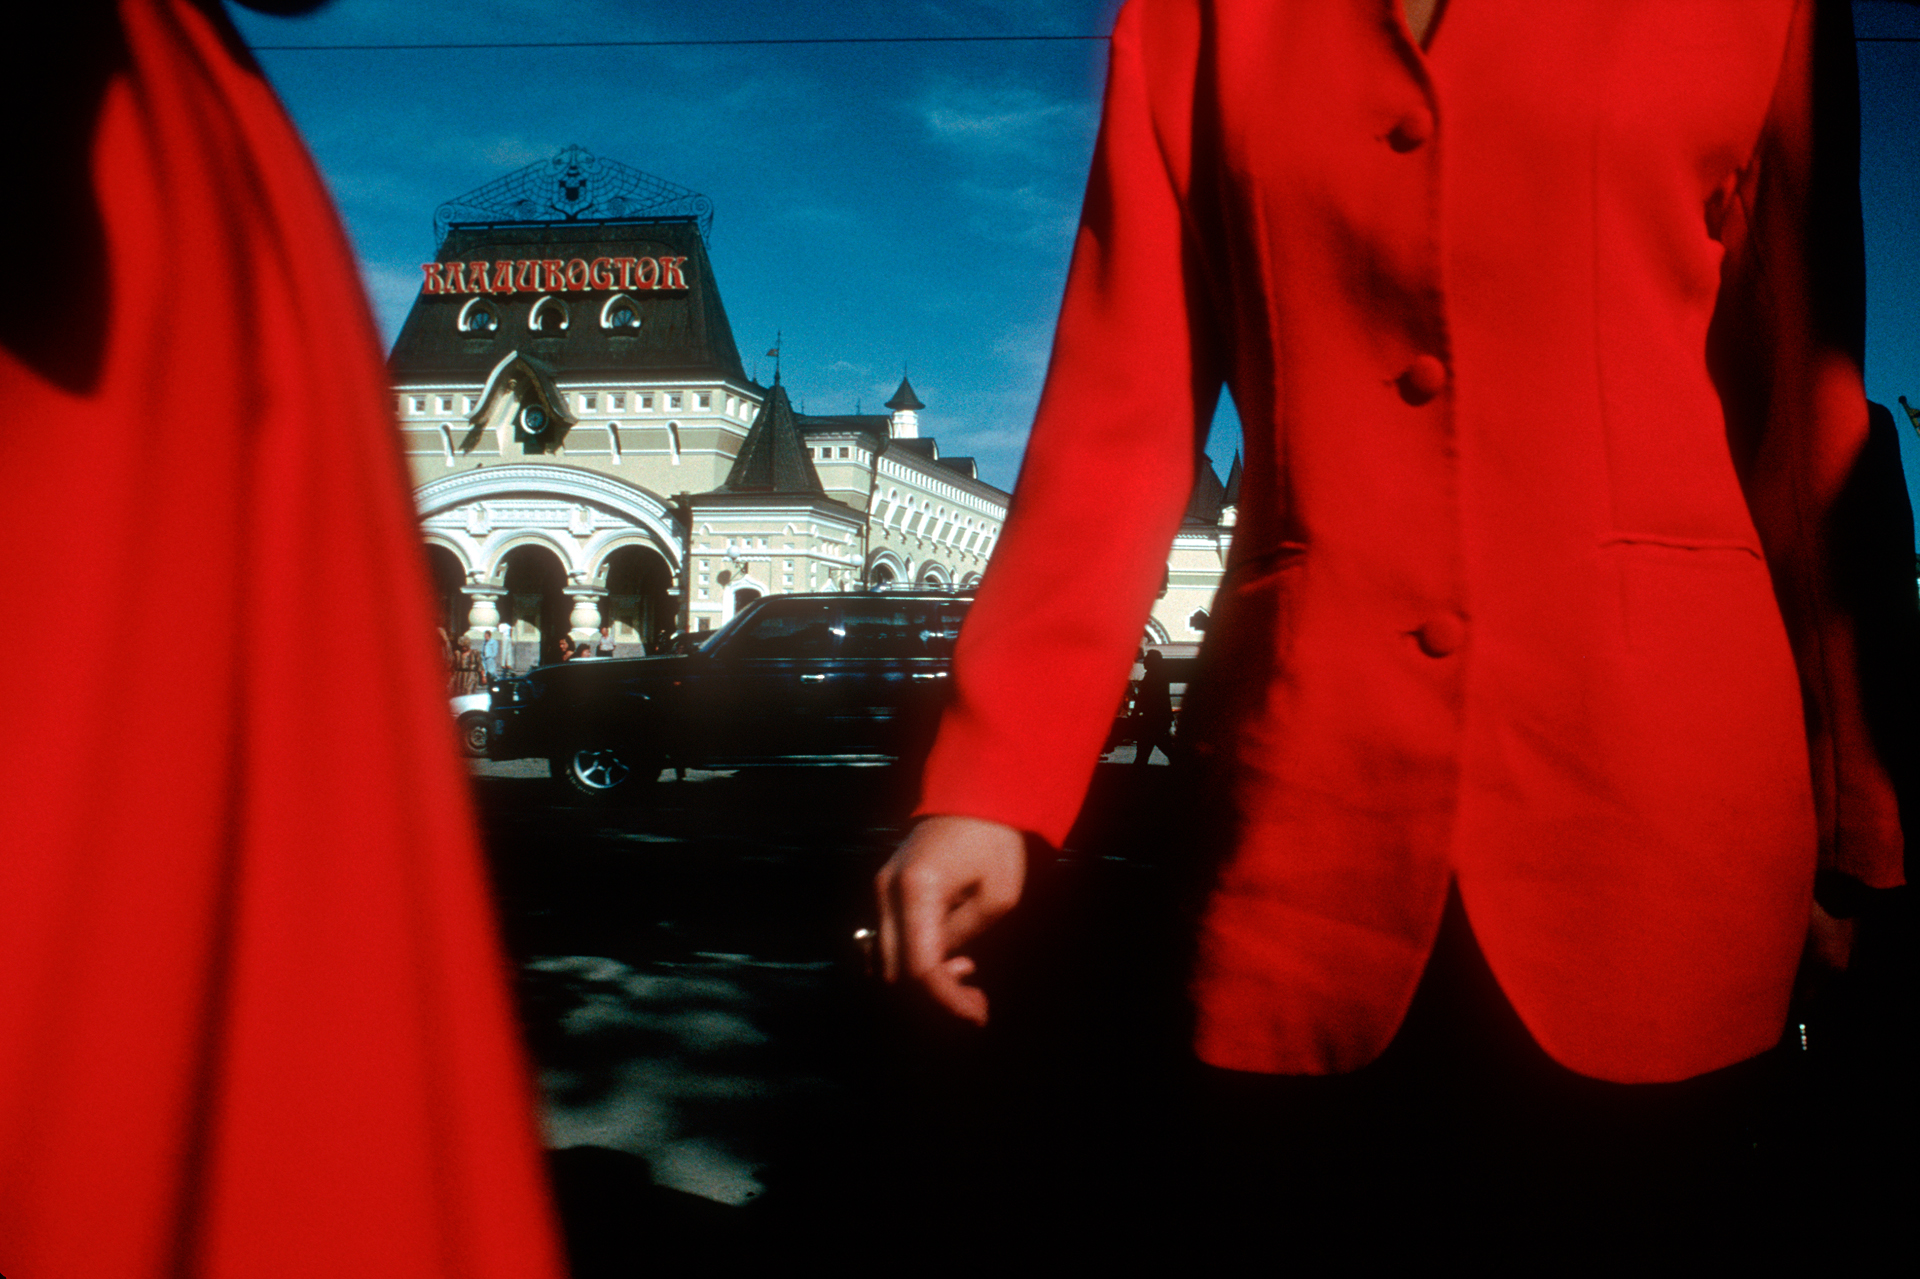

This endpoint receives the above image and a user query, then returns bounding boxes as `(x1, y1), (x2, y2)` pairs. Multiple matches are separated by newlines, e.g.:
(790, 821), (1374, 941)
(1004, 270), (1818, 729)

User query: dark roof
(387, 219), (746, 383)
(890, 438), (939, 461)
(1183, 457), (1227, 525)
(1223, 451), (1243, 506)
(720, 380), (824, 494)
(886, 376), (925, 411)
(797, 413), (891, 440)
(937, 457), (979, 480)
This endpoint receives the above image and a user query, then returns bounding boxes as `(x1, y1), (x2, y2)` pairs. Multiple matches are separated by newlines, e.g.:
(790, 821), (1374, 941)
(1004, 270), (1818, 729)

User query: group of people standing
(440, 622), (671, 685)
(440, 623), (515, 696)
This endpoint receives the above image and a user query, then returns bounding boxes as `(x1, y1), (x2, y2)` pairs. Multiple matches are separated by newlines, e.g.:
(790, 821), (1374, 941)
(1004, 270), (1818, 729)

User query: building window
(601, 294), (642, 330)
(457, 297), (498, 334)
(581, 394), (597, 412)
(411, 397), (426, 413)
(838, 447), (850, 459)
(529, 296), (569, 334)
(696, 392), (711, 409)
(640, 394), (654, 410)
(610, 393), (625, 410)
(666, 393), (682, 410)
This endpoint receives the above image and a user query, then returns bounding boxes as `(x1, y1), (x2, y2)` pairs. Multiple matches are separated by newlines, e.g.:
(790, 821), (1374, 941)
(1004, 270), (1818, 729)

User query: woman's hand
(873, 815), (1027, 1025)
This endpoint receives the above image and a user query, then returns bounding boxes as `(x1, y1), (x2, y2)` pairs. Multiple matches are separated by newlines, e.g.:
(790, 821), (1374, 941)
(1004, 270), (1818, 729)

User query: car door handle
(800, 673), (828, 683)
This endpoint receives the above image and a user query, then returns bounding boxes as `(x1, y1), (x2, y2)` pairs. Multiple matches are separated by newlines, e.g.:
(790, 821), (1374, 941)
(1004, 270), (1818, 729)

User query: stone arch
(595, 542), (675, 653)
(423, 543), (469, 643)
(498, 543), (572, 669)
(415, 465), (685, 574)
(1142, 617), (1171, 646)
(918, 560), (952, 590)
(721, 575), (768, 626)
(866, 546), (908, 590)
(481, 529), (582, 585)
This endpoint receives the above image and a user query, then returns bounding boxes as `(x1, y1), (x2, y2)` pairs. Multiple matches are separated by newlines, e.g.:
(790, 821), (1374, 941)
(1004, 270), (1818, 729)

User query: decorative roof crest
(434, 144), (714, 246)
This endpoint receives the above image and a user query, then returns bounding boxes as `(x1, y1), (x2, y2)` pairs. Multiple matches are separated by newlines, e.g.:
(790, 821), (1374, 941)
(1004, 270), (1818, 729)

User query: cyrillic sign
(419, 255), (690, 296)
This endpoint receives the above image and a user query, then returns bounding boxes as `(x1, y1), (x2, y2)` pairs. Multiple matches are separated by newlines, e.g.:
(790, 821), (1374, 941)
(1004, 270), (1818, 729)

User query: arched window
(529, 296), (570, 334)
(457, 297), (498, 334)
(600, 294), (642, 331)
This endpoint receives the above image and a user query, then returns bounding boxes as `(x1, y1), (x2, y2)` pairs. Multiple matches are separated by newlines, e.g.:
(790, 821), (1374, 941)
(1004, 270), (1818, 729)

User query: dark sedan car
(490, 591), (970, 800)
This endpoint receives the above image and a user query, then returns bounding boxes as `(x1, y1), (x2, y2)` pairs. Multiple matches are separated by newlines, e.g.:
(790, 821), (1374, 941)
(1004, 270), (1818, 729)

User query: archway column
(565, 588), (606, 642)
(461, 588), (502, 639)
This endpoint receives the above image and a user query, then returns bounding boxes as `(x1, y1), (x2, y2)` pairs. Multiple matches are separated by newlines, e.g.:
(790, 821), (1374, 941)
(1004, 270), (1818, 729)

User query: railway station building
(387, 146), (1229, 668)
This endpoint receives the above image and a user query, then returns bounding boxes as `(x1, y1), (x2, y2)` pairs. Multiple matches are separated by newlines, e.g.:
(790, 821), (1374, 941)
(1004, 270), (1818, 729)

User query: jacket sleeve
(914, 0), (1223, 848)
(1717, 0), (1911, 891)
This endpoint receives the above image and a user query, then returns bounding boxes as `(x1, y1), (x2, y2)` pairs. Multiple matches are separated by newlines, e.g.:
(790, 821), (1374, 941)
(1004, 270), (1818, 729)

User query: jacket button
(1388, 109), (1433, 152)
(1417, 615), (1466, 658)
(1398, 355), (1448, 404)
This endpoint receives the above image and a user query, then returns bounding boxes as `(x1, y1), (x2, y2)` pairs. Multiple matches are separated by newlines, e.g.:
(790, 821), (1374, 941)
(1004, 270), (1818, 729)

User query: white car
(451, 690), (491, 756)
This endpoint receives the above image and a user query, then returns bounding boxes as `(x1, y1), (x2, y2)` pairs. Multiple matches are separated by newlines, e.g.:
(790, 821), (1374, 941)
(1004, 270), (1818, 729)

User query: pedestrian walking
(1129, 649), (1175, 769)
(875, 0), (1910, 1254)
(451, 635), (486, 696)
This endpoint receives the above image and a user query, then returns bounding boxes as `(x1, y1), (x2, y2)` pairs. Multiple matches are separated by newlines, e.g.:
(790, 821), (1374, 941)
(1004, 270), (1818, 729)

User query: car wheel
(554, 745), (659, 802)
(458, 712), (492, 757)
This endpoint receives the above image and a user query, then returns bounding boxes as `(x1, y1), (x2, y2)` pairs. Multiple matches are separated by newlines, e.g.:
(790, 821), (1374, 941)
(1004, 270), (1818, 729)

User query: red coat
(917, 0), (1908, 1082)
(0, 2), (564, 1274)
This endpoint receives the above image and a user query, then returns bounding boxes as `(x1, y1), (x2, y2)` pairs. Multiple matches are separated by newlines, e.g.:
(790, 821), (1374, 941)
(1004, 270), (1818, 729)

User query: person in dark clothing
(1131, 649), (1175, 769)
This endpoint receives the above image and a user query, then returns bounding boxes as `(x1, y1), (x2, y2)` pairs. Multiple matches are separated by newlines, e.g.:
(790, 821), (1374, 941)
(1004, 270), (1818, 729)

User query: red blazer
(917, 0), (1908, 1083)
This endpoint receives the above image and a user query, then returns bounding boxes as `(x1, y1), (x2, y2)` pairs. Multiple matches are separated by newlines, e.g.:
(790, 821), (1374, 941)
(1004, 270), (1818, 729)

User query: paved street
(470, 753), (1204, 1267)
(467, 756), (1915, 1269)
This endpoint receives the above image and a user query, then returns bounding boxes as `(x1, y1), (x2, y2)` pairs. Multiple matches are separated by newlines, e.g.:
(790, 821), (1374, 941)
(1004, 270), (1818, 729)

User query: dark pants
(1165, 888), (1787, 1264)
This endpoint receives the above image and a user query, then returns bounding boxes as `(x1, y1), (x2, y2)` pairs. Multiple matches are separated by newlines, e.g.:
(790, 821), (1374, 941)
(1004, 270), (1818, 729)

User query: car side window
(840, 600), (967, 659)
(724, 602), (839, 659)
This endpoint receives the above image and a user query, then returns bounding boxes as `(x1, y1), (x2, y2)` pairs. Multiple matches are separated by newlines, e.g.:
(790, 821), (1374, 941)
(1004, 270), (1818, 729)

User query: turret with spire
(886, 374), (924, 440)
(721, 372), (824, 494)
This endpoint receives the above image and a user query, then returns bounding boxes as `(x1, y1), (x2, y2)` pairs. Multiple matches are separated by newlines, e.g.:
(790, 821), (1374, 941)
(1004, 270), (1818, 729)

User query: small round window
(600, 294), (643, 331)
(529, 296), (570, 334)
(520, 404), (549, 435)
(456, 297), (498, 334)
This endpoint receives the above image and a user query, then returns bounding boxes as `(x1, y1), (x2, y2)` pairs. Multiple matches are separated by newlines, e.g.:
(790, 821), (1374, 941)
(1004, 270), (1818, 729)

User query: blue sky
(233, 0), (1918, 508)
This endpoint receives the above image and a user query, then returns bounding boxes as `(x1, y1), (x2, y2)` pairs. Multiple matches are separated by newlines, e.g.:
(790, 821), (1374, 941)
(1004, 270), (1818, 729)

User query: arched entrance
(600, 544), (675, 654)
(424, 544), (468, 640)
(500, 544), (570, 668)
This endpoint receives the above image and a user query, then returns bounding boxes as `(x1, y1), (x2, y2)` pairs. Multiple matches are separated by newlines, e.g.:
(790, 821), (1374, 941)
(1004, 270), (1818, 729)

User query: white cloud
(920, 84), (1096, 162)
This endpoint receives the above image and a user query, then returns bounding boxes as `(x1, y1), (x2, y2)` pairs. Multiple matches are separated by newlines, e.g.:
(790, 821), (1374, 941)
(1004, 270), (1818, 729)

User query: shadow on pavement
(467, 760), (1916, 1267)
